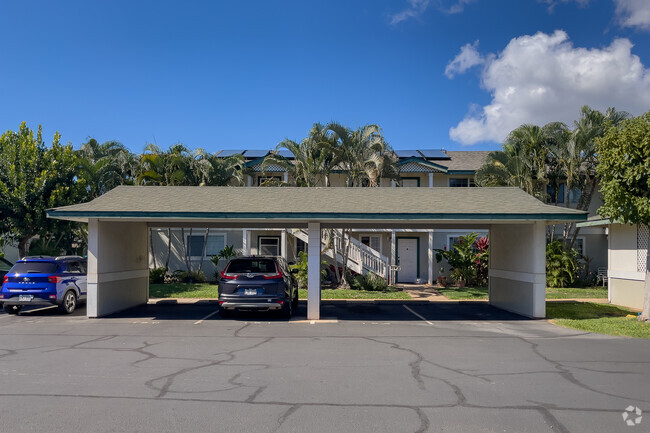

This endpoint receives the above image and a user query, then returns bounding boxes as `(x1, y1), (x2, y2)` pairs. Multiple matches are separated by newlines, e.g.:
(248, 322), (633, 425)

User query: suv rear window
(10, 262), (58, 274)
(226, 259), (277, 274)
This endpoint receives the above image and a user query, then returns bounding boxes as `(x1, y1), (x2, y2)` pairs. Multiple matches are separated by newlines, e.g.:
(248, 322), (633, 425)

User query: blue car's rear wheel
(59, 290), (77, 314)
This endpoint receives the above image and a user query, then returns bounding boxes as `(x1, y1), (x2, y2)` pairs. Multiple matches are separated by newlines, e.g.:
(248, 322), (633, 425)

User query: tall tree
(77, 138), (135, 198)
(0, 122), (81, 257)
(596, 111), (650, 321)
(261, 123), (338, 187)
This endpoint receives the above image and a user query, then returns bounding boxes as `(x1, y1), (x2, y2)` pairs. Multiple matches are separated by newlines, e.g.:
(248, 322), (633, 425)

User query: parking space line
(403, 304), (434, 325)
(194, 309), (220, 325)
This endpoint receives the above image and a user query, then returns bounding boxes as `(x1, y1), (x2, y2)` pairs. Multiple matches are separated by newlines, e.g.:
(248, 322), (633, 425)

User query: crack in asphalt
(517, 336), (650, 404)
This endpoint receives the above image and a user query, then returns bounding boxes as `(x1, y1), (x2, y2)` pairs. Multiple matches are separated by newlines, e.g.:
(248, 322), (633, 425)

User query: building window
(257, 176), (282, 186)
(259, 236), (280, 256)
(296, 238), (307, 255)
(449, 178), (468, 187)
(447, 236), (461, 249)
(360, 235), (381, 252)
(186, 233), (226, 258)
(573, 238), (585, 257)
(569, 187), (581, 204)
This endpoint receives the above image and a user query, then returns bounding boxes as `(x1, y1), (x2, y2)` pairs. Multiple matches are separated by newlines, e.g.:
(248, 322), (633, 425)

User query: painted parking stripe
(193, 309), (220, 325)
(403, 304), (434, 325)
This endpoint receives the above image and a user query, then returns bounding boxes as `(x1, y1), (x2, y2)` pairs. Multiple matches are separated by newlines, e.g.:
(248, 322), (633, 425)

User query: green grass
(545, 286), (608, 299)
(298, 288), (411, 300)
(436, 285), (608, 300)
(546, 302), (649, 338)
(149, 283), (219, 298)
(436, 286), (489, 300)
(150, 283), (410, 300)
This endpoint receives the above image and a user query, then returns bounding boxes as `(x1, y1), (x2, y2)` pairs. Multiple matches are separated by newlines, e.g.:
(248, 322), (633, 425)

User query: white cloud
(614, 0), (650, 31)
(445, 41), (485, 78)
(390, 0), (430, 25)
(448, 30), (650, 145)
(538, 0), (590, 13)
(439, 0), (476, 15)
(390, 0), (475, 24)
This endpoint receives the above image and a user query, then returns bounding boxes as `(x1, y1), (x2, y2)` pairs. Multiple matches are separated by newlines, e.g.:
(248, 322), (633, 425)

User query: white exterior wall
(87, 219), (149, 317)
(489, 222), (546, 318)
(609, 223), (646, 309)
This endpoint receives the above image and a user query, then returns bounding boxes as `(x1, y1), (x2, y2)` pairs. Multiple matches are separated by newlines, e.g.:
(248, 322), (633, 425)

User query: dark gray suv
(218, 256), (298, 318)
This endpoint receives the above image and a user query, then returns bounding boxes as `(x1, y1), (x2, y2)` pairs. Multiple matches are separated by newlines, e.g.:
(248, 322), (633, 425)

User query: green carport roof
(47, 186), (587, 224)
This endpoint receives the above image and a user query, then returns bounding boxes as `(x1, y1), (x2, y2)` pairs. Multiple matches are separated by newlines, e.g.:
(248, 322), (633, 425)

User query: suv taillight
(48, 276), (61, 283)
(220, 271), (237, 280)
(263, 271), (283, 280)
(2, 276), (7, 284)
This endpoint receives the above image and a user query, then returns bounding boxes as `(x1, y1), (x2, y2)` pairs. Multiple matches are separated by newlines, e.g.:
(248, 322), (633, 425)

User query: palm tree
(77, 139), (133, 198)
(198, 150), (245, 186)
(261, 123), (338, 187)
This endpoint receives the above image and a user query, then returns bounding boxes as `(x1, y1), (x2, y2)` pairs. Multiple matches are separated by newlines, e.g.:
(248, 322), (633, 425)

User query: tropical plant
(349, 273), (398, 292)
(261, 123), (338, 187)
(289, 251), (327, 289)
(546, 240), (581, 288)
(77, 138), (135, 199)
(210, 244), (239, 279)
(434, 233), (488, 286)
(149, 267), (167, 284)
(596, 110), (650, 320)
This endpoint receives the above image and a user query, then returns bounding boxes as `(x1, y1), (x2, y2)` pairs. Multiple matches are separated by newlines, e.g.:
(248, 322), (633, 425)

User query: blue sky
(1, 0), (649, 152)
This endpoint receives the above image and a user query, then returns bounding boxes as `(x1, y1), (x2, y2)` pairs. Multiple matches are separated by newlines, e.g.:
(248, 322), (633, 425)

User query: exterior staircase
(290, 229), (389, 280)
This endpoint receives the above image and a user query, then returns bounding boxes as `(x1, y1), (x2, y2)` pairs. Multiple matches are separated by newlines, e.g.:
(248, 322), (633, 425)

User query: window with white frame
(360, 235), (381, 252)
(573, 237), (585, 257)
(259, 236), (280, 256)
(449, 177), (476, 187)
(186, 233), (226, 258)
(447, 235), (461, 249)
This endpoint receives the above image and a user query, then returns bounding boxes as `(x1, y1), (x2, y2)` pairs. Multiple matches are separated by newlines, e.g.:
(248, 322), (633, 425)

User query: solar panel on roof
(276, 149), (294, 158)
(417, 149), (450, 159)
(395, 150), (421, 158)
(244, 150), (269, 158)
(216, 149), (245, 157)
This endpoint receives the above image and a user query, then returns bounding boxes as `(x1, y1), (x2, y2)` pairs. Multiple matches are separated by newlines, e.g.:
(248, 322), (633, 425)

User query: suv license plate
(244, 289), (258, 296)
(18, 295), (34, 302)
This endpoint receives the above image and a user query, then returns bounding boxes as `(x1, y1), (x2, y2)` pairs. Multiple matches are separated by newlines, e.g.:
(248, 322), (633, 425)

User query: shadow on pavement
(99, 300), (527, 322)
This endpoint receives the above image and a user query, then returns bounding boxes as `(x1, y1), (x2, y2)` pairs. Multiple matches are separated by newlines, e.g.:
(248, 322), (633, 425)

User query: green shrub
(149, 267), (167, 284)
(349, 273), (399, 292)
(290, 251), (327, 289)
(546, 240), (581, 288)
(434, 233), (489, 286)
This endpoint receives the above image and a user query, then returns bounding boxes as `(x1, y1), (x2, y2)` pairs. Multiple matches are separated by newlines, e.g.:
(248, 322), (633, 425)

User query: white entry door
(397, 238), (418, 283)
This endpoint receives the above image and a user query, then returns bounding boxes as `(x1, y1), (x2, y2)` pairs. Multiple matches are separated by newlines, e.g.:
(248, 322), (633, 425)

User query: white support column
(489, 222), (546, 318)
(242, 229), (248, 255)
(428, 173), (433, 188)
(428, 231), (434, 285)
(281, 229), (287, 260)
(390, 230), (397, 285)
(307, 222), (321, 320)
(284, 172), (289, 183)
(247, 175), (252, 187)
(86, 219), (149, 318)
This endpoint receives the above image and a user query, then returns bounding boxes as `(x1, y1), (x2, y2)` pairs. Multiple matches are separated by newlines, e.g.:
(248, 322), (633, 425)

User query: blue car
(1, 256), (87, 315)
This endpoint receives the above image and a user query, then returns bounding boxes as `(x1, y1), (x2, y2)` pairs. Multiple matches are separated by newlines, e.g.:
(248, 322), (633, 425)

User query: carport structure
(47, 186), (586, 320)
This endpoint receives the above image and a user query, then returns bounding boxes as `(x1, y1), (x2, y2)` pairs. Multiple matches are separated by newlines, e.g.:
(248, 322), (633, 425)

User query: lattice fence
(638, 224), (649, 272)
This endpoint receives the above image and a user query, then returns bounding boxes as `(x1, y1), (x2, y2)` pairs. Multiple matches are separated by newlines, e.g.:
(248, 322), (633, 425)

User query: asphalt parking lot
(1, 301), (649, 433)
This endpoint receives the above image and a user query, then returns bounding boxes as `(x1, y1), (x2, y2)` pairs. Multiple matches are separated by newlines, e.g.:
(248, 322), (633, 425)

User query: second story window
(449, 178), (468, 187)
